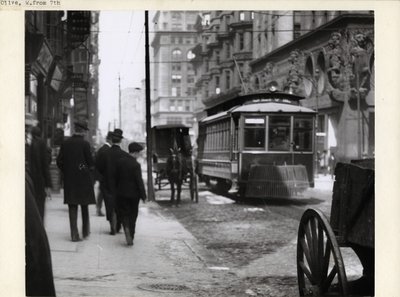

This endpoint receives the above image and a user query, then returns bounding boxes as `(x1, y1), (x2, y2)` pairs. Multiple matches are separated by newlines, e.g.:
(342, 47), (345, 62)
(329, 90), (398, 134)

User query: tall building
(151, 11), (200, 127)
(192, 11), (374, 163)
(121, 85), (146, 143)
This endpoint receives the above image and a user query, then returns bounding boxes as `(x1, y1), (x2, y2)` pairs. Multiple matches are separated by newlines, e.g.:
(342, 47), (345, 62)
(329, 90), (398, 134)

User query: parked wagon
(151, 124), (198, 202)
(296, 159), (374, 296)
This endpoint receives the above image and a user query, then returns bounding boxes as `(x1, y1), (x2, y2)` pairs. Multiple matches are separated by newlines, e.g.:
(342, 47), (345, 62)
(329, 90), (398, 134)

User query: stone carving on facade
(348, 31), (373, 100)
(262, 62), (275, 89)
(285, 50), (304, 95)
(242, 71), (254, 93)
(326, 31), (347, 102)
(326, 30), (373, 106)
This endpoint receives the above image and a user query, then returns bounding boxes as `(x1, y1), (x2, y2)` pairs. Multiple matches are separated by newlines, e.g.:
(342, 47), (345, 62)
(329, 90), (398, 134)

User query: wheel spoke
(310, 217), (320, 282)
(322, 265), (337, 292)
(299, 260), (314, 283)
(299, 236), (312, 271)
(304, 222), (315, 273)
(322, 240), (331, 277)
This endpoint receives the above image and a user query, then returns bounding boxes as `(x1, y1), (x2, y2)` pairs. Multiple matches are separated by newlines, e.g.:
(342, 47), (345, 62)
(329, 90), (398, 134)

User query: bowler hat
(112, 128), (124, 139)
(74, 120), (89, 131)
(128, 142), (144, 153)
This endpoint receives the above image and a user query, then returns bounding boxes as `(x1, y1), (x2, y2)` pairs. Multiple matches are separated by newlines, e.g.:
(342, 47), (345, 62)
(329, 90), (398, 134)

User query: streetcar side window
(293, 117), (313, 151)
(244, 117), (265, 149)
(268, 116), (290, 151)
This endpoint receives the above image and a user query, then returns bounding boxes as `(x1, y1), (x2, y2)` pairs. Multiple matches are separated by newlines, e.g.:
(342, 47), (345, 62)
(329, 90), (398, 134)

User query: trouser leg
(81, 205), (90, 238)
(96, 190), (104, 215)
(110, 211), (117, 235)
(131, 202), (139, 239)
(122, 216), (133, 245)
(68, 205), (79, 241)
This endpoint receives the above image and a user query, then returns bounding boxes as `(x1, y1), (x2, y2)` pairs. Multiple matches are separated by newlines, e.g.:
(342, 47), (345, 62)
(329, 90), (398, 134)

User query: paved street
(44, 175), (363, 297)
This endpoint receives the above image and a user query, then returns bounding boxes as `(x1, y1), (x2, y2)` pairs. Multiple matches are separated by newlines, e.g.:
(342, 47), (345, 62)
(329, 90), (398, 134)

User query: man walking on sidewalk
(97, 128), (129, 235)
(115, 142), (147, 246)
(94, 131), (112, 217)
(57, 120), (96, 242)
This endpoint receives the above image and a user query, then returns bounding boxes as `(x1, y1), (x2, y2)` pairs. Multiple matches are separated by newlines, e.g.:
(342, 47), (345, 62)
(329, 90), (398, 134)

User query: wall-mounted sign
(50, 64), (63, 91)
(36, 40), (53, 75)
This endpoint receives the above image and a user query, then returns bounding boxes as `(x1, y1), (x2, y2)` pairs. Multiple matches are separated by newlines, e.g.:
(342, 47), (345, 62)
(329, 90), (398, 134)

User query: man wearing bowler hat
(115, 142), (147, 245)
(97, 128), (129, 234)
(57, 120), (96, 241)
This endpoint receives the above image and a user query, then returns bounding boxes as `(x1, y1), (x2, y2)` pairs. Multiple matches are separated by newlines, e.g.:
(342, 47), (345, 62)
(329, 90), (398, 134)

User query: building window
(251, 11), (255, 20)
(172, 74), (182, 83)
(215, 50), (220, 64)
(176, 87), (181, 97)
(187, 76), (195, 83)
(185, 101), (191, 111)
(163, 22), (168, 29)
(172, 87), (177, 97)
(225, 71), (231, 90)
(239, 11), (245, 21)
(203, 14), (210, 26)
(187, 24), (193, 30)
(171, 36), (175, 44)
(294, 23), (301, 39)
(187, 63), (193, 71)
(170, 99), (176, 110)
(172, 49), (182, 60)
(226, 42), (231, 58)
(239, 33), (244, 50)
(177, 100), (183, 111)
(179, 37), (183, 44)
(172, 63), (181, 71)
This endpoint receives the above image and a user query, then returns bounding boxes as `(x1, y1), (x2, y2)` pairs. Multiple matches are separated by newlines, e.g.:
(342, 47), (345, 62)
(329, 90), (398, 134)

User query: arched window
(172, 49), (182, 60)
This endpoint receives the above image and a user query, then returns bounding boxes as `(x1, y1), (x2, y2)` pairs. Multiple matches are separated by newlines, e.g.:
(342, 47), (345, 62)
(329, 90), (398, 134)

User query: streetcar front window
(293, 117), (313, 151)
(244, 117), (265, 149)
(268, 116), (290, 151)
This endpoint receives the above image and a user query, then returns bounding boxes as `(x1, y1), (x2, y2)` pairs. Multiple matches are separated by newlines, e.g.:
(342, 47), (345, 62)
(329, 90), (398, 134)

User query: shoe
(97, 210), (105, 217)
(83, 232), (90, 239)
(71, 236), (82, 242)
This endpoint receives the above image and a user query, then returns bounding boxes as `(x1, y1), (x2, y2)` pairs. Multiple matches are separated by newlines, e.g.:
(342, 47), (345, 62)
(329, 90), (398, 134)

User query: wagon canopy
(151, 125), (192, 158)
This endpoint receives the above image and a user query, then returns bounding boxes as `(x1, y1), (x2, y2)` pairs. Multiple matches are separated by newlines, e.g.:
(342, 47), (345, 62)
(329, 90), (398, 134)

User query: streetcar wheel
(297, 209), (348, 296)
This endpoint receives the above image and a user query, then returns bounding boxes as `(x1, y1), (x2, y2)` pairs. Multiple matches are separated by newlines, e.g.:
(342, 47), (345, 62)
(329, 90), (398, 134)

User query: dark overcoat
(97, 145), (130, 219)
(26, 137), (52, 218)
(115, 154), (147, 217)
(94, 143), (110, 182)
(56, 135), (95, 205)
(25, 171), (56, 297)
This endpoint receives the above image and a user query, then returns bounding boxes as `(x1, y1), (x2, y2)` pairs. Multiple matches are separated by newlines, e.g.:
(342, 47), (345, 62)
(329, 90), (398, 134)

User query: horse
(166, 147), (187, 206)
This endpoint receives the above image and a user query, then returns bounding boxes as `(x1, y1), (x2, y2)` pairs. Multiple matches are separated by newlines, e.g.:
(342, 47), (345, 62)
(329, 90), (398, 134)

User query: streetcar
(196, 87), (316, 199)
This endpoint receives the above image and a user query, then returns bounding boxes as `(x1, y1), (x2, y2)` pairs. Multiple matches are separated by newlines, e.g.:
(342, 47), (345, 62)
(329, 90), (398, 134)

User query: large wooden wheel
(297, 209), (348, 296)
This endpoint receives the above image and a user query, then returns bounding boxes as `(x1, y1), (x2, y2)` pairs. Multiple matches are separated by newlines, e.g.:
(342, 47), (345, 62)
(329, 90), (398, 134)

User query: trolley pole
(145, 10), (155, 201)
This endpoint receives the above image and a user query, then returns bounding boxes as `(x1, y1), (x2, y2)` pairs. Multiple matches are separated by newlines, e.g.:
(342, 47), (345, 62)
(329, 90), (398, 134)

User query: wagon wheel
(297, 208), (348, 296)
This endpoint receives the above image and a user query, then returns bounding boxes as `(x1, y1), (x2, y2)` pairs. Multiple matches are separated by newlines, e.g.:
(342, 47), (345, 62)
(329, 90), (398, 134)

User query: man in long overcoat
(115, 142), (147, 245)
(94, 131), (112, 216)
(56, 121), (96, 241)
(26, 125), (52, 221)
(26, 169), (56, 296)
(97, 128), (129, 234)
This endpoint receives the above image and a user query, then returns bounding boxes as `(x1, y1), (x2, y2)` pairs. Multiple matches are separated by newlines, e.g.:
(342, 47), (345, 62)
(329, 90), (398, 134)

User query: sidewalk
(44, 191), (226, 297)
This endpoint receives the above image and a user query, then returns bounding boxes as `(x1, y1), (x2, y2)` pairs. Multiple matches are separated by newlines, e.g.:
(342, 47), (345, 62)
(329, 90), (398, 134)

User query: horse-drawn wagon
(296, 159), (374, 296)
(151, 124), (198, 204)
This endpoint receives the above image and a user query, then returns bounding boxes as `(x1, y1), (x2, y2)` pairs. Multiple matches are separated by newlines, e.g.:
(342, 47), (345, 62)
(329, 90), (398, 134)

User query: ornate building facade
(151, 11), (200, 128)
(192, 11), (374, 163)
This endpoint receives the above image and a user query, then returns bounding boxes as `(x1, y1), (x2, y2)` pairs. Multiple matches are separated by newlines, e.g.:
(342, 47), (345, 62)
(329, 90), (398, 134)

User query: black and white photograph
(1, 3), (399, 297)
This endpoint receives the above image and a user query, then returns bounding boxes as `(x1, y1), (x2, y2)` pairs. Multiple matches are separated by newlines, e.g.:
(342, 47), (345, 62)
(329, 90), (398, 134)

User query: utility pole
(118, 73), (122, 128)
(145, 10), (155, 201)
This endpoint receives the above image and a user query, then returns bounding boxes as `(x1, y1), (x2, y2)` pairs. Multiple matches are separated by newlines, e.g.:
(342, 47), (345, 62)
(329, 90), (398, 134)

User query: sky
(98, 11), (146, 135)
